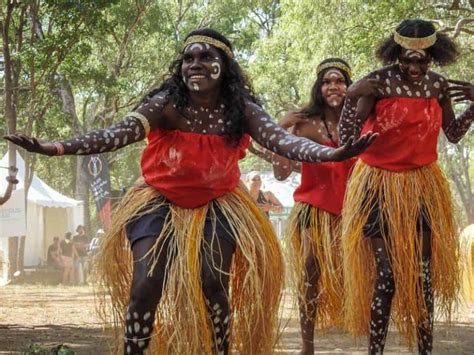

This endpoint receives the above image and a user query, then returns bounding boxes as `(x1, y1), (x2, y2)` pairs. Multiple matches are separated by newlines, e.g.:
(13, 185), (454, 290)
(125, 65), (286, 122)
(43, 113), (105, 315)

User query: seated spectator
(47, 237), (63, 270)
(246, 171), (284, 216)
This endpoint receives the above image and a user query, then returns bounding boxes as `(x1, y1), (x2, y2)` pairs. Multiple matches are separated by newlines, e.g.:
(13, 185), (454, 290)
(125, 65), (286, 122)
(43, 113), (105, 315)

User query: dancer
(5, 29), (376, 354)
(0, 166), (18, 205)
(273, 58), (355, 354)
(339, 19), (473, 354)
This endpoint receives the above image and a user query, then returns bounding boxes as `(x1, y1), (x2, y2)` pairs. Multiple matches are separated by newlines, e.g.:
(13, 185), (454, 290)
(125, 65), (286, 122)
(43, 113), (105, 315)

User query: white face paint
(211, 62), (221, 80)
(192, 83), (200, 91)
(322, 69), (346, 107)
(186, 43), (204, 52)
(405, 49), (426, 58)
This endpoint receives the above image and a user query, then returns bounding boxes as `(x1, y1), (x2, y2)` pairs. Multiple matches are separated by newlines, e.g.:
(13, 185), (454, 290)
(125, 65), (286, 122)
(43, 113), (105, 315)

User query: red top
(141, 128), (250, 208)
(360, 97), (442, 171)
(294, 141), (355, 215)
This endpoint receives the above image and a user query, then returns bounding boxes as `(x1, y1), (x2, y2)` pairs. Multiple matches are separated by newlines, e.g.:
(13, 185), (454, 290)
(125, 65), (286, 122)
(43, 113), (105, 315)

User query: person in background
(60, 232), (78, 285)
(47, 236), (63, 270)
(88, 228), (105, 257)
(246, 171), (284, 216)
(73, 225), (89, 284)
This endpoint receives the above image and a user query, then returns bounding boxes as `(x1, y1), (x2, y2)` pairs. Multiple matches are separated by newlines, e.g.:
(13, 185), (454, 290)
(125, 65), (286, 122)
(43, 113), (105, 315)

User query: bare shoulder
(368, 65), (396, 79)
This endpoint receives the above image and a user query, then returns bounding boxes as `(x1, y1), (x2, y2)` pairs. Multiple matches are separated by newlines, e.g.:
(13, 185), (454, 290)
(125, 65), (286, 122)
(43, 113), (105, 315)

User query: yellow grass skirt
(460, 225), (474, 301)
(341, 160), (460, 346)
(95, 184), (284, 354)
(286, 202), (344, 329)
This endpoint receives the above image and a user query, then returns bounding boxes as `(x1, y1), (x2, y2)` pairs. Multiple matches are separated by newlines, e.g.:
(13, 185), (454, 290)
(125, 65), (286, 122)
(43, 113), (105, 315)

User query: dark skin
(5, 46), (377, 161)
(5, 43), (377, 355)
(340, 49), (474, 145)
(273, 69), (348, 181)
(272, 69), (348, 355)
(339, 48), (474, 355)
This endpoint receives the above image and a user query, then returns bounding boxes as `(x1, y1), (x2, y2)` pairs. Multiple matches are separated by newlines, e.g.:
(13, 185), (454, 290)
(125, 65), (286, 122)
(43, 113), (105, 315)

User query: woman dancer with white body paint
(5, 28), (376, 355)
(339, 19), (474, 354)
(273, 58), (357, 355)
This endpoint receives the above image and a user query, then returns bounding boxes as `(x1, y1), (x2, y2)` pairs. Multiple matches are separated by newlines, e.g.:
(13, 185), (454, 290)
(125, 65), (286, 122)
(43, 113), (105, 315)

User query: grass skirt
(341, 160), (460, 346)
(95, 184), (284, 354)
(286, 202), (344, 329)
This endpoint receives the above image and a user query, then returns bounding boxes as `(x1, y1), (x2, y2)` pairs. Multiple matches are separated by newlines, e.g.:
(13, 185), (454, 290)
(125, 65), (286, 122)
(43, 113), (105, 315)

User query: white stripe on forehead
(185, 43), (204, 52)
(324, 69), (344, 77)
(405, 49), (426, 58)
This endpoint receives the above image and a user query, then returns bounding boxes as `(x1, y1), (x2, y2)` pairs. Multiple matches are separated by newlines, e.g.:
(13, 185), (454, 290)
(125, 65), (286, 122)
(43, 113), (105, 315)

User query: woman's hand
(447, 79), (474, 102)
(330, 132), (378, 161)
(279, 112), (310, 130)
(4, 134), (57, 156)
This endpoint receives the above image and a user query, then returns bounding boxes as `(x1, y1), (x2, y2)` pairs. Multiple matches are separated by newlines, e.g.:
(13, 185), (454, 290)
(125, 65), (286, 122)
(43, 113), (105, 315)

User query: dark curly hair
(299, 58), (352, 119)
(376, 19), (459, 66)
(140, 28), (259, 146)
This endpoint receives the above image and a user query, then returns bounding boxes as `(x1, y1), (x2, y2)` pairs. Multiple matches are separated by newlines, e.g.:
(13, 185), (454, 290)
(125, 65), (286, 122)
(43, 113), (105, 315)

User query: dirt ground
(0, 285), (473, 354)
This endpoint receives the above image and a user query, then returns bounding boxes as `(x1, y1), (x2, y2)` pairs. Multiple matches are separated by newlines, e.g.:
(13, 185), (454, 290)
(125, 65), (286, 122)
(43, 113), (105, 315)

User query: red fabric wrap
(141, 128), (250, 208)
(360, 97), (441, 171)
(294, 141), (355, 215)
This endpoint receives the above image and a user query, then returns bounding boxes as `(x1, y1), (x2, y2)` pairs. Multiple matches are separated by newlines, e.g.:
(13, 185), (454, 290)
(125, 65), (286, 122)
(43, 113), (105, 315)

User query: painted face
(181, 42), (224, 93)
(398, 48), (431, 82)
(320, 69), (347, 108)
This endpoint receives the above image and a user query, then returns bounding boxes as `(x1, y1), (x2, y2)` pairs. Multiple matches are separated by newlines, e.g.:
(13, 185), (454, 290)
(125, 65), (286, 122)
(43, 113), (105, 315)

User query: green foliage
(21, 343), (74, 355)
(1, 0), (473, 226)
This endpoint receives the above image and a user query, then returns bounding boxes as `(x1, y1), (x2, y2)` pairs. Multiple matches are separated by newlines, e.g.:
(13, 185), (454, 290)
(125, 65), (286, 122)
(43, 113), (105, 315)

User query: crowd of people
(4, 18), (473, 355)
(46, 225), (104, 285)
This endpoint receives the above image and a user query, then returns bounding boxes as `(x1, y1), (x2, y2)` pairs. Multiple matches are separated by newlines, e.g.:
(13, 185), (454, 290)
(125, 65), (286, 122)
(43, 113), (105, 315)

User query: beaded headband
(183, 35), (234, 59)
(393, 31), (437, 50)
(316, 62), (352, 78)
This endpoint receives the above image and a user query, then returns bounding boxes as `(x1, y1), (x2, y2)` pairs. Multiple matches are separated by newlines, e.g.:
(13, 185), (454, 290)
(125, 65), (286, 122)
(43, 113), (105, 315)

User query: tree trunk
(2, 2), (17, 170)
(56, 74), (91, 230)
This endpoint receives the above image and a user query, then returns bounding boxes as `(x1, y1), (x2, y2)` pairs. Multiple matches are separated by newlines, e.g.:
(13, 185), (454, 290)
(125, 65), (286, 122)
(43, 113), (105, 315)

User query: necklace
(321, 117), (338, 146)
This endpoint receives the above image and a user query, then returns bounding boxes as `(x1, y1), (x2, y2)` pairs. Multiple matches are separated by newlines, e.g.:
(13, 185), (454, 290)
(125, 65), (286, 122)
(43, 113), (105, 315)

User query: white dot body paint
(134, 322), (140, 333)
(211, 62), (221, 80)
(192, 83), (200, 91)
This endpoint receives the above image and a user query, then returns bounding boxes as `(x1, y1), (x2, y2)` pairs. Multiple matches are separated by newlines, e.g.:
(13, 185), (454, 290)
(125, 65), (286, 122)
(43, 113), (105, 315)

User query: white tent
(0, 151), (84, 268)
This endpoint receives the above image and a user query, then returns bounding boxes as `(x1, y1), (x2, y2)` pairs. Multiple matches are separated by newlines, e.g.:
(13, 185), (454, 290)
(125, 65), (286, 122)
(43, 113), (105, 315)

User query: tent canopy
(0, 151), (81, 208)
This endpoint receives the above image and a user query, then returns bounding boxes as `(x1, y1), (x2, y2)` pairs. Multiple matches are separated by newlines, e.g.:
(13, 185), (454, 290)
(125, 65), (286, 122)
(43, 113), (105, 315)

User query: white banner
(0, 188), (26, 237)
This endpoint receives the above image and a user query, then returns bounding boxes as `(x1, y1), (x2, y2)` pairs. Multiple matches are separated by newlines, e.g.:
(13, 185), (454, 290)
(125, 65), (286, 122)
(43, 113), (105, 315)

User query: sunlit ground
(0, 285), (473, 354)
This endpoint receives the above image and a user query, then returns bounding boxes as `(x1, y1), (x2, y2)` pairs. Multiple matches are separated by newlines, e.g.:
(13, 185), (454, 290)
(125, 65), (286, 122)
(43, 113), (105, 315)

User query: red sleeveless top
(294, 141), (355, 215)
(141, 128), (250, 208)
(360, 97), (442, 171)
